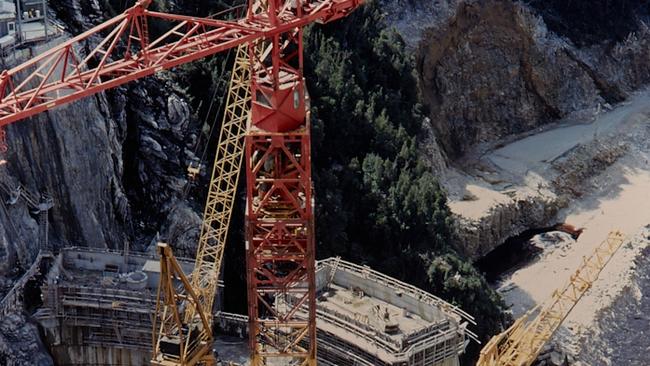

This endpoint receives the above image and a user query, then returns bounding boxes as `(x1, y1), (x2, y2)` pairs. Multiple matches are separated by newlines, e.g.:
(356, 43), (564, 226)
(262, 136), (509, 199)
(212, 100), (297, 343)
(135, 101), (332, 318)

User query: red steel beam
(0, 0), (363, 365)
(0, 0), (361, 129)
(245, 128), (316, 365)
(243, 0), (321, 362)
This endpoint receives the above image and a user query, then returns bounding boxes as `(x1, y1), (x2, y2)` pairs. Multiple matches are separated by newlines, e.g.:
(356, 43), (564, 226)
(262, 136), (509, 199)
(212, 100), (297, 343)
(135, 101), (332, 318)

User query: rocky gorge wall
(413, 0), (646, 159)
(0, 313), (53, 366)
(0, 0), (206, 270)
(0, 39), (129, 283)
(0, 1), (206, 362)
(382, 0), (650, 257)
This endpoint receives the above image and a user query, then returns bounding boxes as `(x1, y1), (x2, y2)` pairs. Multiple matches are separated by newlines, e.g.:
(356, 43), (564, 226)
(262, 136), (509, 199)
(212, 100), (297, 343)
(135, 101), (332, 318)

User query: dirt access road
(491, 88), (650, 338)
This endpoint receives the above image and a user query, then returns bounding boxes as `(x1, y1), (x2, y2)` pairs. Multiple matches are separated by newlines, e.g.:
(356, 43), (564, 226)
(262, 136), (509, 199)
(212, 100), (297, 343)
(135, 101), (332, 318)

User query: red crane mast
(0, 0), (363, 364)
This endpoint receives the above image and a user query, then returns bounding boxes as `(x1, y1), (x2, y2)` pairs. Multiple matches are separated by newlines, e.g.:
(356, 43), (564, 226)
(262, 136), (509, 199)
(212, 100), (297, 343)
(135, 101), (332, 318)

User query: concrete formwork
(34, 247), (194, 366)
(216, 258), (475, 366)
(33, 251), (474, 366)
(310, 258), (473, 366)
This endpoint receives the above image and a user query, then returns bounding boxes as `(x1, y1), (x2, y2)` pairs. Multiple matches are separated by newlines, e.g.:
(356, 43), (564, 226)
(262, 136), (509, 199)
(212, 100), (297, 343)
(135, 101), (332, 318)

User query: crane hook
(187, 161), (202, 180)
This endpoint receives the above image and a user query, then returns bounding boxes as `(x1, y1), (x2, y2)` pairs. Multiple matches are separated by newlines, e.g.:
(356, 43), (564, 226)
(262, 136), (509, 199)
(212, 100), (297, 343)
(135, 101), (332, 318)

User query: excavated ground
(572, 243), (650, 366)
(444, 88), (650, 364)
(442, 89), (650, 258)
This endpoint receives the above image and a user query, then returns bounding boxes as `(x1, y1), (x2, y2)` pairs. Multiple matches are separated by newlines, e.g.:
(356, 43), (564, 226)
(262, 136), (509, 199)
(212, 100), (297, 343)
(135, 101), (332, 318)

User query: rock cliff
(0, 314), (53, 366)
(399, 0), (649, 159)
(415, 0), (622, 158)
(0, 46), (129, 273)
(383, 0), (650, 257)
(0, 1), (204, 361)
(0, 0), (204, 276)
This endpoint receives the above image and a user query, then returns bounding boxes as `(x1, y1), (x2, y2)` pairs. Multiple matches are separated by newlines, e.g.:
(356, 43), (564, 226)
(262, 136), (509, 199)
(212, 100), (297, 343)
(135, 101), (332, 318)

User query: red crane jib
(0, 0), (365, 364)
(0, 0), (361, 129)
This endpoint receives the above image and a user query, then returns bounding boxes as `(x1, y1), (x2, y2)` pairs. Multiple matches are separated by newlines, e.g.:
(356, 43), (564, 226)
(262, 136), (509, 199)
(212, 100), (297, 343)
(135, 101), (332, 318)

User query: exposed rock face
(526, 0), (649, 48)
(392, 0), (649, 161)
(1, 63), (129, 253)
(534, 344), (573, 366)
(380, 0), (459, 49)
(449, 102), (644, 259)
(0, 313), (54, 366)
(0, 191), (39, 273)
(49, 0), (104, 33)
(0, 1), (205, 362)
(0, 0), (203, 273)
(116, 77), (200, 255)
(454, 193), (561, 259)
(162, 202), (203, 258)
(415, 0), (605, 158)
(582, 25), (650, 93)
(0, 2), (130, 275)
(385, 0), (650, 258)
(552, 139), (629, 197)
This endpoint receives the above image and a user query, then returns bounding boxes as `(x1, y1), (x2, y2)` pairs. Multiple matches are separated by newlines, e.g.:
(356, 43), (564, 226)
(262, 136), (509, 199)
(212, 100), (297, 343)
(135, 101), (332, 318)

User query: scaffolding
(311, 258), (475, 366)
(34, 250), (475, 366)
(35, 248), (194, 365)
(216, 258), (476, 366)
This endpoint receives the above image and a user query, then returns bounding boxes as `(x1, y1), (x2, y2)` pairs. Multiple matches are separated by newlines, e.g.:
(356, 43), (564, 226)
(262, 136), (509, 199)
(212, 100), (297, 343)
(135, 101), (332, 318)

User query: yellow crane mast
(152, 44), (251, 366)
(477, 230), (626, 366)
(187, 43), (250, 323)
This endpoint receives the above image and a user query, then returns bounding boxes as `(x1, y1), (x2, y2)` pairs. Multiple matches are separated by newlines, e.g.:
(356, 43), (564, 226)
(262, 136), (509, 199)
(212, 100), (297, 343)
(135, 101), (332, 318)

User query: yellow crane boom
(154, 243), (215, 366)
(187, 44), (250, 321)
(152, 44), (250, 366)
(477, 230), (626, 366)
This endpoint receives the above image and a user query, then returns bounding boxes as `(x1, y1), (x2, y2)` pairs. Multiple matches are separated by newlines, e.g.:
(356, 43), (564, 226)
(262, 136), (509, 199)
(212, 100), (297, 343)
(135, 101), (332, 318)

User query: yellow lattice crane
(152, 44), (250, 366)
(477, 230), (626, 366)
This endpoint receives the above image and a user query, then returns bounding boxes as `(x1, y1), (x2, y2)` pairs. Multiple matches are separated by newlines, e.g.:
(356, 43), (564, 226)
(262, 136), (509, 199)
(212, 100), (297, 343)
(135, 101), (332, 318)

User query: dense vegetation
(303, 2), (507, 359)
(101, 0), (509, 361)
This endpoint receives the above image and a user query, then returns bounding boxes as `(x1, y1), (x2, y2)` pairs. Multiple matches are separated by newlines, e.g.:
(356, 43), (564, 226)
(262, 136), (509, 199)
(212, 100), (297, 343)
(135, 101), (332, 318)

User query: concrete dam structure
(312, 257), (475, 366)
(33, 248), (194, 365)
(29, 249), (473, 366)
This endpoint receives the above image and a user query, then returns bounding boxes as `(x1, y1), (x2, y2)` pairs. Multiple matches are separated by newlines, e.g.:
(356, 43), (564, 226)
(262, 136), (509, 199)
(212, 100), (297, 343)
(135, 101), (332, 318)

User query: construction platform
(34, 247), (195, 365)
(312, 257), (474, 366)
(32, 249), (474, 366)
(215, 258), (476, 366)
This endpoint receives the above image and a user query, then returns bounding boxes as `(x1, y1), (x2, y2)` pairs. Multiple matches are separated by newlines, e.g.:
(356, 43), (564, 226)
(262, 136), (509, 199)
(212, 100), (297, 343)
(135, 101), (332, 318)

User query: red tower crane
(0, 0), (363, 364)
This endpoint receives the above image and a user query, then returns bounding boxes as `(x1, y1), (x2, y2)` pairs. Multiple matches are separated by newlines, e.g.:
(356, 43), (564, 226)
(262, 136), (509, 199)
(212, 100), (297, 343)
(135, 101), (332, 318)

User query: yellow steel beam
(152, 243), (215, 366)
(187, 43), (250, 322)
(477, 230), (626, 366)
(152, 44), (250, 366)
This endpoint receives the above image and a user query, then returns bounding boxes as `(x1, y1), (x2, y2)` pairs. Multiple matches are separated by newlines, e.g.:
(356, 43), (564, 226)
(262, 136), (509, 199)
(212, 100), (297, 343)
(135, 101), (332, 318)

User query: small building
(14, 0), (60, 43)
(0, 0), (16, 43)
(19, 0), (44, 23)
